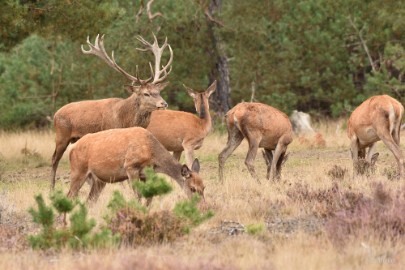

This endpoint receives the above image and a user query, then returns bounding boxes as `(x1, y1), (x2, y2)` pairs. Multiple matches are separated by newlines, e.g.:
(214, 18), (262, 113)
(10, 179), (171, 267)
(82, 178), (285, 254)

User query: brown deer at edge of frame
(218, 102), (293, 183)
(50, 33), (173, 190)
(66, 127), (205, 207)
(347, 94), (404, 178)
(147, 80), (217, 168)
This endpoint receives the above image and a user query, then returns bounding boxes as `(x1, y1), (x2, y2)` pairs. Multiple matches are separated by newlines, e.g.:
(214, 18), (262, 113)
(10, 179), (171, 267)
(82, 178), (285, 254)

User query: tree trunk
(206, 0), (231, 117)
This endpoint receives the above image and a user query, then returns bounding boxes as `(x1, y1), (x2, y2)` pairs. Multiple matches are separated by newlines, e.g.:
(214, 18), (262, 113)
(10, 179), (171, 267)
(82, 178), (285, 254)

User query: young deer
(67, 127), (205, 204)
(147, 81), (216, 168)
(347, 95), (404, 178)
(218, 102), (293, 182)
(51, 34), (173, 190)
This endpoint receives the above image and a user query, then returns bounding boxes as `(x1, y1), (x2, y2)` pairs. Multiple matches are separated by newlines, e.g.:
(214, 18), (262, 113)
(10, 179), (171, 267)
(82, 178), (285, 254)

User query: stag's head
(181, 159), (205, 199)
(82, 33), (173, 111)
(125, 82), (168, 110)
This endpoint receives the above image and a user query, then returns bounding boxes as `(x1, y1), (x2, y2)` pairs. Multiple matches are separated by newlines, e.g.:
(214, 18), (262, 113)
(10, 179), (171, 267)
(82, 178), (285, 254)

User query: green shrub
(174, 195), (214, 228)
(246, 223), (266, 236)
(133, 167), (173, 198)
(28, 192), (119, 250)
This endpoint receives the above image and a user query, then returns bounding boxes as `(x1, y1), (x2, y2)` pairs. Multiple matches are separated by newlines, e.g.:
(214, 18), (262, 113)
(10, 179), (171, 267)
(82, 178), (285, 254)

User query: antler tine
(153, 44), (173, 83)
(152, 32), (159, 46)
(111, 51), (152, 84)
(81, 34), (153, 84)
(149, 62), (155, 78)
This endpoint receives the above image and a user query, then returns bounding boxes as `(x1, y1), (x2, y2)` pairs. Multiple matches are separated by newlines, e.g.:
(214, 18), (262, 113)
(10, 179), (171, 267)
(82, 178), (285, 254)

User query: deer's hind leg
(86, 176), (106, 204)
(51, 136), (71, 190)
(268, 142), (288, 181)
(243, 131), (262, 183)
(67, 168), (88, 199)
(377, 130), (405, 178)
(262, 149), (273, 180)
(218, 125), (244, 182)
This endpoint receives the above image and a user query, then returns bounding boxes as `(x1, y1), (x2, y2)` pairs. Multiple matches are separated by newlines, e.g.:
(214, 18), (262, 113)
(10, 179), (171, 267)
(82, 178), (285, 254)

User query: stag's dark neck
(118, 94), (153, 128)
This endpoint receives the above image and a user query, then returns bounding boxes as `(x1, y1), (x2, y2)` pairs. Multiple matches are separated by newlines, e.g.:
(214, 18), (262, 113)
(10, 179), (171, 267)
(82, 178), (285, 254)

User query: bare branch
(146, 0), (163, 21)
(348, 17), (378, 73)
(204, 7), (224, 27)
(135, 0), (144, 23)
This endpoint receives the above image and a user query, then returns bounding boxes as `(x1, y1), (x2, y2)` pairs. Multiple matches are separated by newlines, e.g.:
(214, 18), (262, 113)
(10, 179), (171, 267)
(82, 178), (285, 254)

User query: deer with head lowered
(218, 102), (293, 182)
(67, 127), (205, 205)
(50, 34), (173, 190)
(347, 95), (404, 178)
(146, 81), (216, 168)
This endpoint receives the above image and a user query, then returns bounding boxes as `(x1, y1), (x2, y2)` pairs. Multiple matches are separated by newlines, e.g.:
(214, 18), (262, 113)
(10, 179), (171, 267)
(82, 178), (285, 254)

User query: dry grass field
(1, 120), (405, 269)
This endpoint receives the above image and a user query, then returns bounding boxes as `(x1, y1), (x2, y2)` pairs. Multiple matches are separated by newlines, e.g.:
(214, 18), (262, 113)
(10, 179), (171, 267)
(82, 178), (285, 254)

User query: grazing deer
(67, 127), (205, 204)
(218, 102), (293, 182)
(347, 95), (404, 178)
(147, 81), (217, 167)
(51, 34), (173, 190)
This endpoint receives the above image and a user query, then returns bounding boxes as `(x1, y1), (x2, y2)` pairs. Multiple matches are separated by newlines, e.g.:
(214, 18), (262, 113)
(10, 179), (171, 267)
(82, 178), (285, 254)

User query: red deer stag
(67, 127), (205, 205)
(347, 95), (404, 178)
(218, 102), (293, 182)
(51, 34), (173, 190)
(147, 81), (217, 167)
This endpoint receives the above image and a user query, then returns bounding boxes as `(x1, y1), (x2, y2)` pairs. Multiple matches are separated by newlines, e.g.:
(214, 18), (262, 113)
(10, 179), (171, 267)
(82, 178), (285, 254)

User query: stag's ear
(183, 84), (196, 99)
(155, 81), (170, 92)
(125, 84), (141, 94)
(181, 164), (192, 178)
(371, 152), (379, 166)
(191, 158), (200, 173)
(206, 80), (217, 97)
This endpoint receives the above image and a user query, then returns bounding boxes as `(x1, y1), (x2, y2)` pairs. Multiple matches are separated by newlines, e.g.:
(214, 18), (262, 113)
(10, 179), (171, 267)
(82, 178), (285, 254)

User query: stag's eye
(190, 187), (196, 193)
(143, 93), (150, 97)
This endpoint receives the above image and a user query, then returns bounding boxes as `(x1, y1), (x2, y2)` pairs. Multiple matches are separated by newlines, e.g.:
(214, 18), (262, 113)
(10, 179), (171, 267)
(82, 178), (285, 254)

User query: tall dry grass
(1, 121), (405, 269)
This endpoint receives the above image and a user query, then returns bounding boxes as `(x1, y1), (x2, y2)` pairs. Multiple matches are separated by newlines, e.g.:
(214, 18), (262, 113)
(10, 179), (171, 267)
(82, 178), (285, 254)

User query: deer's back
(147, 110), (209, 152)
(70, 127), (154, 182)
(227, 102), (293, 148)
(347, 95), (404, 141)
(54, 98), (124, 136)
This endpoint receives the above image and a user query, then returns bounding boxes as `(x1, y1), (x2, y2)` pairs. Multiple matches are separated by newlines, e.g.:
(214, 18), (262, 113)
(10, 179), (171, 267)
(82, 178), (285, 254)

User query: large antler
(82, 34), (153, 85)
(136, 33), (173, 84)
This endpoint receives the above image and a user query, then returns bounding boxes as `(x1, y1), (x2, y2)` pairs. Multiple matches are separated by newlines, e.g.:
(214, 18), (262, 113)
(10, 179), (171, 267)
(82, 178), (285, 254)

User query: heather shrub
(327, 165), (348, 180)
(382, 166), (398, 180)
(109, 207), (185, 245)
(326, 183), (405, 246)
(286, 182), (364, 217)
(107, 169), (213, 245)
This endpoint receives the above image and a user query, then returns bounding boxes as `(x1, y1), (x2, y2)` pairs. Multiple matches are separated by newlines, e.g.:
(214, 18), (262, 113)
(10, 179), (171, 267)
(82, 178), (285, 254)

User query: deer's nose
(160, 101), (168, 108)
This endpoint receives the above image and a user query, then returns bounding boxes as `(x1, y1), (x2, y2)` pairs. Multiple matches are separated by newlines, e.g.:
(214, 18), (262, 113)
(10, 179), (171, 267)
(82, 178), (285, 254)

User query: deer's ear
(181, 164), (191, 178)
(183, 84), (196, 99)
(125, 85), (141, 94)
(206, 80), (217, 97)
(191, 158), (200, 173)
(371, 152), (379, 166)
(155, 81), (170, 92)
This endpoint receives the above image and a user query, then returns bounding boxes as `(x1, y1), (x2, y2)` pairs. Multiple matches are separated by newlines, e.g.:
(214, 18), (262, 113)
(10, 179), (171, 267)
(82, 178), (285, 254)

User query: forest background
(0, 0), (404, 129)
